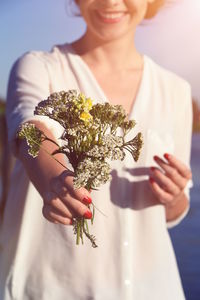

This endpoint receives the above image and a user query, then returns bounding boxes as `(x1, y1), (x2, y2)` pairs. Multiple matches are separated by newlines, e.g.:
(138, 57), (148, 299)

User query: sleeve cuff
(166, 202), (190, 229)
(166, 179), (193, 229)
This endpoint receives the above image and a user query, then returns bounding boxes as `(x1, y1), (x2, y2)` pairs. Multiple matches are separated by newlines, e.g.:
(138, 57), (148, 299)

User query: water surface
(170, 133), (200, 300)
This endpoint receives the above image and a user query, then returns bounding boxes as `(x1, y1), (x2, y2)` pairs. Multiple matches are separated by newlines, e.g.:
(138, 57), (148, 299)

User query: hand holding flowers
(18, 90), (143, 247)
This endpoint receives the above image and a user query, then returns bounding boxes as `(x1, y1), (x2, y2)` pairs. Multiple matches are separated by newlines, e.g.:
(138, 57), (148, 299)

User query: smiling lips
(97, 11), (127, 24)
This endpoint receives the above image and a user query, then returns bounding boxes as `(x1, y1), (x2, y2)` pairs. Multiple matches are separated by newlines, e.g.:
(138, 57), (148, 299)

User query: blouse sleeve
(6, 52), (63, 155)
(167, 81), (193, 229)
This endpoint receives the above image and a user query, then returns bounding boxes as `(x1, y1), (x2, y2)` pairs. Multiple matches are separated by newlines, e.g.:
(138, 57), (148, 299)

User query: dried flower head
(18, 123), (43, 157)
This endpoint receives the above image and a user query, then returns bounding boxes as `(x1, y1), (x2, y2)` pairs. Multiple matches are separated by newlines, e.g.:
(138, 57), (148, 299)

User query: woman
(0, 0), (193, 299)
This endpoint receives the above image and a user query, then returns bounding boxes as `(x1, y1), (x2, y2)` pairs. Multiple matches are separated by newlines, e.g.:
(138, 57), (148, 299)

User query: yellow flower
(80, 111), (93, 122)
(77, 93), (93, 112)
(85, 98), (93, 111)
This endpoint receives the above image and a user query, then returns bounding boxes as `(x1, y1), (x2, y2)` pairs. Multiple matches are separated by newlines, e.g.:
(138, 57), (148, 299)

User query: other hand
(149, 153), (192, 207)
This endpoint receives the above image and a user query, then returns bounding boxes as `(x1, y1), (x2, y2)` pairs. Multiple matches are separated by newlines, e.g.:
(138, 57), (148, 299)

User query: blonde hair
(145, 0), (165, 19)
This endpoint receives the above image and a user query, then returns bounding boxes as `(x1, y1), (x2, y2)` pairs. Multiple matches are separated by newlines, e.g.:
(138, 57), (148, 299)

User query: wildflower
(80, 111), (93, 123)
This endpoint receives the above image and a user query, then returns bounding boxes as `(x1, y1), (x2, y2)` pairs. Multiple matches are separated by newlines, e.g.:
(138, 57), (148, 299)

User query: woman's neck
(72, 30), (143, 72)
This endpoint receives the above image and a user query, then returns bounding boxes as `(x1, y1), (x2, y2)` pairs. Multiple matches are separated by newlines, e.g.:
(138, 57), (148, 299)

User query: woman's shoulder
(13, 43), (72, 72)
(145, 55), (191, 93)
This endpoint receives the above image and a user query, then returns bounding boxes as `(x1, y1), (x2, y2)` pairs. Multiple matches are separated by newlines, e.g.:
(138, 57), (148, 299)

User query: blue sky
(0, 0), (85, 99)
(1, 0), (200, 104)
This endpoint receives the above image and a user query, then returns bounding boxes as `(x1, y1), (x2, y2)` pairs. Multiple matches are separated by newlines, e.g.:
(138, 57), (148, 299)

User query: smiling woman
(68, 0), (166, 19)
(71, 0), (166, 45)
(0, 0), (193, 299)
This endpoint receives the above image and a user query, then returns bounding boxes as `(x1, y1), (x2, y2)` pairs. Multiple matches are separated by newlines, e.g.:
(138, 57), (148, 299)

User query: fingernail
(69, 219), (73, 225)
(164, 153), (170, 160)
(83, 210), (92, 219)
(149, 177), (155, 184)
(153, 155), (159, 161)
(83, 196), (92, 204)
(150, 167), (156, 172)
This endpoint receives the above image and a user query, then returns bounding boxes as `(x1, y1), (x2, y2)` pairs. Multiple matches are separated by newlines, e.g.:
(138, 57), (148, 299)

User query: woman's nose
(99, 0), (123, 7)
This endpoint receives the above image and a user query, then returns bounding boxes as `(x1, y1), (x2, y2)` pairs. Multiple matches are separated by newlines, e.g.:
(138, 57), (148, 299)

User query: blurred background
(0, 0), (200, 299)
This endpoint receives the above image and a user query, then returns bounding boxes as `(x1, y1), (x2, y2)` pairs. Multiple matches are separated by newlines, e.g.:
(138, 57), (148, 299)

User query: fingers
(57, 170), (92, 205)
(44, 191), (74, 219)
(43, 191), (93, 225)
(42, 170), (93, 224)
(42, 202), (73, 225)
(51, 172), (92, 216)
(150, 167), (180, 196)
(164, 153), (192, 179)
(149, 177), (177, 205)
(155, 154), (192, 180)
(149, 153), (192, 206)
(153, 154), (190, 190)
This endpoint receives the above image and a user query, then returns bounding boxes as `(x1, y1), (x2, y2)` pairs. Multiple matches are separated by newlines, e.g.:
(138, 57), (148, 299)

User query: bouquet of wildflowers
(18, 90), (143, 247)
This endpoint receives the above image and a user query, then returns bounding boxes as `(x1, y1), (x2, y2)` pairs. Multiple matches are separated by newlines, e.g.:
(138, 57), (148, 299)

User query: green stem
(84, 219), (89, 233)
(76, 220), (80, 245)
(91, 203), (108, 218)
(26, 135), (68, 170)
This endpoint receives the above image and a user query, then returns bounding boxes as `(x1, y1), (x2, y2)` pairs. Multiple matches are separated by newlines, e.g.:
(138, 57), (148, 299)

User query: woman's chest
(90, 68), (143, 115)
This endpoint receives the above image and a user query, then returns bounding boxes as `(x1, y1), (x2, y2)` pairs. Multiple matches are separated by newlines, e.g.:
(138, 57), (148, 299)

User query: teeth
(98, 12), (125, 19)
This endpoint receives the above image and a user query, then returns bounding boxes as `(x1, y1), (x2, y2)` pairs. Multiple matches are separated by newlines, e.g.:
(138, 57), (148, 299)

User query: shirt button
(124, 279), (131, 286)
(123, 241), (129, 247)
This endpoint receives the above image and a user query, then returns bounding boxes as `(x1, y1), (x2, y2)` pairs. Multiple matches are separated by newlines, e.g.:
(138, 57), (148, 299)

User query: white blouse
(0, 44), (193, 300)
